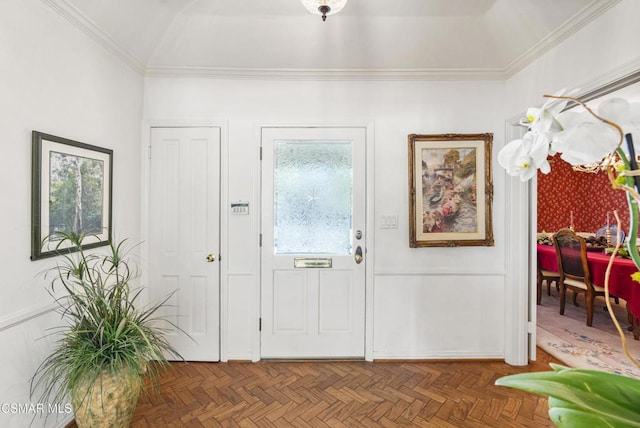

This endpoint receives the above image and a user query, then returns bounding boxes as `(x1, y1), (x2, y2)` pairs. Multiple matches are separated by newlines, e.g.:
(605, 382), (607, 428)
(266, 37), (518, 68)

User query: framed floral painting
(31, 131), (113, 260)
(408, 133), (494, 247)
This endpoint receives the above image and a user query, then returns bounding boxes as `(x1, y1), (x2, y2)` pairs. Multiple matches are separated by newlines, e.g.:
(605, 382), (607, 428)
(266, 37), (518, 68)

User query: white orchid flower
(598, 98), (640, 154)
(502, 90), (639, 178)
(498, 131), (551, 181)
(599, 98), (632, 123)
(526, 88), (580, 134)
(552, 121), (618, 166)
(554, 110), (592, 131)
(552, 109), (602, 144)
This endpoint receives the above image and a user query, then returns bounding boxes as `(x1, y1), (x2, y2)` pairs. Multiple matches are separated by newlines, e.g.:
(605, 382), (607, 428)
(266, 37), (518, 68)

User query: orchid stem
(605, 211), (640, 368)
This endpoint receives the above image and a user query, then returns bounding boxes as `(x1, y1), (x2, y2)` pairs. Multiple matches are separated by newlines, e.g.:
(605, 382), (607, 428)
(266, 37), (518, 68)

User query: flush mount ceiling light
(301, 0), (348, 22)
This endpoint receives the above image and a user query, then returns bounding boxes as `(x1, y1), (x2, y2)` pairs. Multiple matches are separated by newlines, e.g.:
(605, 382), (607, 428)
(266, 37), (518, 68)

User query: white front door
(148, 127), (220, 362)
(261, 127), (367, 358)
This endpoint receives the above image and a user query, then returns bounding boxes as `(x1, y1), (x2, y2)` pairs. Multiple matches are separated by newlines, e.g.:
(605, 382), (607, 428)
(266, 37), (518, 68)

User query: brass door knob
(206, 254), (216, 262)
(354, 246), (363, 264)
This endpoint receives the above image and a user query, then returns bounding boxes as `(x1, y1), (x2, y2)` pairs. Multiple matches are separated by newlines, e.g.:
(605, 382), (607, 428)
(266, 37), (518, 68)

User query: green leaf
(30, 234), (187, 417)
(549, 407), (637, 427)
(496, 364), (640, 427)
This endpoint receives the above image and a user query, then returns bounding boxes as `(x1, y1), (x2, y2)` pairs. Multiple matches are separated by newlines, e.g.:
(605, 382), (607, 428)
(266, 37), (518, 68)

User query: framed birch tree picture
(31, 131), (113, 260)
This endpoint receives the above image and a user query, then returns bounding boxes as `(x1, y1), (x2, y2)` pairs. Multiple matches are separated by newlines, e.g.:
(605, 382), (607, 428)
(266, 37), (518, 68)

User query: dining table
(537, 243), (640, 338)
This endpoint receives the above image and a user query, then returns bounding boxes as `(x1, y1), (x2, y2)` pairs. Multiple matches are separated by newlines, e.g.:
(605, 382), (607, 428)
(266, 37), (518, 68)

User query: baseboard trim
(374, 358), (504, 363)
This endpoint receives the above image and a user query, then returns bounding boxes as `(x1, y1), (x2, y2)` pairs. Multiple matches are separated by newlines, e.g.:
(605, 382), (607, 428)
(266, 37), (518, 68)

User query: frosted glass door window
(274, 140), (352, 254)
(261, 127), (366, 358)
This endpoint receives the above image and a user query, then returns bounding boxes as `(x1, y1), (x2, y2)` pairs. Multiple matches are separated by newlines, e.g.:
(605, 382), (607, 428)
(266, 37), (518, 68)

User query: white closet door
(148, 127), (220, 361)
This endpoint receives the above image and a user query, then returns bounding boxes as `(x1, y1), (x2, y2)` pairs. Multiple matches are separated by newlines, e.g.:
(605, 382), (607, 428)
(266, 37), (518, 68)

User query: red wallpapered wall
(537, 153), (630, 233)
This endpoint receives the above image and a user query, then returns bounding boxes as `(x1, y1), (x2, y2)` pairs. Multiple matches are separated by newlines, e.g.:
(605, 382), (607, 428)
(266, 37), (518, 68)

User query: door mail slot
(294, 257), (332, 268)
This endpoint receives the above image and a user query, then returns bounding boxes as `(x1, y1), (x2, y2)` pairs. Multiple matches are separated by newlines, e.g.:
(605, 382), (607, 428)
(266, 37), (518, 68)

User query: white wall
(143, 0), (640, 363)
(0, 0), (143, 427)
(143, 78), (509, 360)
(3, 0), (639, 425)
(505, 0), (640, 113)
(501, 0), (640, 364)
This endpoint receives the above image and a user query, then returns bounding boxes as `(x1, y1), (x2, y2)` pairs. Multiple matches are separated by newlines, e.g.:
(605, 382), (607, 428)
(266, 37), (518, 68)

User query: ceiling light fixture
(301, 0), (348, 22)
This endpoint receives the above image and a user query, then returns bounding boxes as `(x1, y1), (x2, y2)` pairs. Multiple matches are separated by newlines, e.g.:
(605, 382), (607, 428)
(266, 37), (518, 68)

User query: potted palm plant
(496, 90), (640, 427)
(30, 231), (182, 428)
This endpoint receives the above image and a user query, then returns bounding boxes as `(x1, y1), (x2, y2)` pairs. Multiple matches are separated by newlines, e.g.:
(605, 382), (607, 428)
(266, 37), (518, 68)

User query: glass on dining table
(595, 225), (625, 247)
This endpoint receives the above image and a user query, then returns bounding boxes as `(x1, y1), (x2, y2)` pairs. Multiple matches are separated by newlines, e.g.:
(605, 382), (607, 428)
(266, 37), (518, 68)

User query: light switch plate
(380, 215), (399, 229)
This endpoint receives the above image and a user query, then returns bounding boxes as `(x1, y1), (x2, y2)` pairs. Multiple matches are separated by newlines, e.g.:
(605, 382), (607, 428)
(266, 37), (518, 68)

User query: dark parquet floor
(118, 349), (561, 427)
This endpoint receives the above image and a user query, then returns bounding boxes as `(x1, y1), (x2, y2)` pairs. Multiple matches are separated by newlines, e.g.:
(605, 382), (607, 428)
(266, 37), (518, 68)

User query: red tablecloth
(537, 243), (640, 318)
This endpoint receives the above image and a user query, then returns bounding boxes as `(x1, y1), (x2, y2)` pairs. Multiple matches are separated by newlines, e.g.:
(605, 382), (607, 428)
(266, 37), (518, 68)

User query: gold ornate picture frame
(408, 133), (494, 247)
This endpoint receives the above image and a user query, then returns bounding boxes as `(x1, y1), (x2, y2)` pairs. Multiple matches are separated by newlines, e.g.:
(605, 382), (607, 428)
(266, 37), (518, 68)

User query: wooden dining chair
(552, 228), (611, 327)
(537, 252), (560, 305)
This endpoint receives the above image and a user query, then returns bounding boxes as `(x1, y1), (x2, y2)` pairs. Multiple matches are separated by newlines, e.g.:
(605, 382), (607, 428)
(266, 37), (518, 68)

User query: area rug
(537, 291), (640, 378)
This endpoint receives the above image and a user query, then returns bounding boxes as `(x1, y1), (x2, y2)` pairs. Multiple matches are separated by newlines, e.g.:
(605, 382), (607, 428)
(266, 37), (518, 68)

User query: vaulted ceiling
(47, 0), (620, 79)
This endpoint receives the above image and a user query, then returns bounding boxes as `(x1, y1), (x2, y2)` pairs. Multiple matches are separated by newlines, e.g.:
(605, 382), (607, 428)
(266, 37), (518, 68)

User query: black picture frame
(31, 131), (113, 260)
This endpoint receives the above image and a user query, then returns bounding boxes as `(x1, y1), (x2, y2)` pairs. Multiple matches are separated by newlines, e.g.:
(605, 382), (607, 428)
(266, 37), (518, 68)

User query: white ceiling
(48, 0), (620, 79)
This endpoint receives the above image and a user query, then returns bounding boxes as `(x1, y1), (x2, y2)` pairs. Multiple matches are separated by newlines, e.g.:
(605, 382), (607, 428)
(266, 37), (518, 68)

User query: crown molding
(40, 0), (145, 74)
(504, 0), (622, 78)
(577, 57), (640, 101)
(144, 66), (506, 81)
(41, 0), (622, 82)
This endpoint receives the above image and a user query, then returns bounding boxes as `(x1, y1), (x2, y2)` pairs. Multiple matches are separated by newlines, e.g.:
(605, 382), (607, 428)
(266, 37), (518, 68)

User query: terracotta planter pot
(71, 369), (142, 428)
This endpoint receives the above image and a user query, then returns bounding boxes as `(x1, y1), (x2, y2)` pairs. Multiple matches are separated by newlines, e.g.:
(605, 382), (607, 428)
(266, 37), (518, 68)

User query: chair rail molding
(0, 303), (57, 332)
(373, 269), (505, 276)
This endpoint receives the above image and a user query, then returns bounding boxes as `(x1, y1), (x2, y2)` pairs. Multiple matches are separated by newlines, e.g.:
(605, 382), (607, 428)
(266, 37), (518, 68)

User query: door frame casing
(510, 68), (640, 366)
(503, 115), (532, 367)
(255, 122), (375, 361)
(141, 119), (229, 361)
